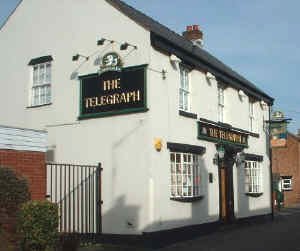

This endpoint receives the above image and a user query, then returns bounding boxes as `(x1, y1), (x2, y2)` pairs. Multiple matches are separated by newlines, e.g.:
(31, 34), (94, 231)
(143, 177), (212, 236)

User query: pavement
(79, 205), (300, 251)
(158, 205), (300, 251)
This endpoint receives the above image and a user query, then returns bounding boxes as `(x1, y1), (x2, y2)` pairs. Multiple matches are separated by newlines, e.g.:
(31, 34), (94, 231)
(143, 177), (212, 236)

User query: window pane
(46, 85), (51, 103)
(171, 162), (175, 173)
(177, 186), (182, 196)
(176, 154), (181, 163)
(32, 87), (39, 106)
(33, 66), (38, 85)
(171, 175), (176, 185)
(179, 89), (184, 110)
(39, 64), (45, 83)
(170, 153), (175, 162)
(171, 186), (176, 197)
(46, 63), (51, 83)
(183, 94), (187, 111)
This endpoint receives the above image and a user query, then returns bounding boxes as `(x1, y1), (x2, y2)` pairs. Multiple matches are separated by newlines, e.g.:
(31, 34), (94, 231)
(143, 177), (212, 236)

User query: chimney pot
(182, 24), (204, 47)
(186, 25), (193, 31)
(193, 25), (199, 31)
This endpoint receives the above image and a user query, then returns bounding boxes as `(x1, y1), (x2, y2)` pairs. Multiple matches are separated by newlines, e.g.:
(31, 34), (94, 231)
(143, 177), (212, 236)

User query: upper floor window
(218, 86), (225, 122)
(28, 56), (53, 107)
(179, 66), (190, 111)
(249, 100), (255, 132)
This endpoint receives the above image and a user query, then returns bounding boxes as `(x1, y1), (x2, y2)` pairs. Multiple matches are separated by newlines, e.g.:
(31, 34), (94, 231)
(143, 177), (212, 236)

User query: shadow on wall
(141, 157), (219, 247)
(111, 118), (146, 199)
(236, 163), (271, 218)
(102, 195), (140, 235)
(100, 157), (217, 248)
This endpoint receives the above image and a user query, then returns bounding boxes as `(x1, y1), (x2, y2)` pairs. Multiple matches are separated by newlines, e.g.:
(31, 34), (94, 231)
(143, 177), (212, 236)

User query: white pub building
(0, 0), (274, 244)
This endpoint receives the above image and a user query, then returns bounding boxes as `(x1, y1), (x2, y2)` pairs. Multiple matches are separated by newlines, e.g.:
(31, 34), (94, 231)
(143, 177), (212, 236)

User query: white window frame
(281, 177), (292, 191)
(249, 100), (255, 132)
(179, 66), (190, 112)
(170, 152), (202, 198)
(30, 62), (52, 106)
(244, 160), (263, 194)
(218, 86), (225, 122)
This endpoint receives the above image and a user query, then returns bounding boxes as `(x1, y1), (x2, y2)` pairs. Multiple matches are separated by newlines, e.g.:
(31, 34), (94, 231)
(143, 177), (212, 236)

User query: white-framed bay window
(170, 152), (202, 198)
(218, 85), (225, 122)
(28, 56), (52, 106)
(179, 65), (190, 112)
(245, 160), (262, 194)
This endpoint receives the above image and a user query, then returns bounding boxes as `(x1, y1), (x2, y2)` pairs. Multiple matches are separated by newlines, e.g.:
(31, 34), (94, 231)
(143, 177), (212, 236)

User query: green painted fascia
(197, 134), (248, 148)
(78, 107), (149, 120)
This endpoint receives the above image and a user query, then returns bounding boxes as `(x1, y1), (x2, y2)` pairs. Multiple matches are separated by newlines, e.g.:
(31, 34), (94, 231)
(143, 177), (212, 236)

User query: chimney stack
(297, 129), (300, 137)
(182, 25), (203, 47)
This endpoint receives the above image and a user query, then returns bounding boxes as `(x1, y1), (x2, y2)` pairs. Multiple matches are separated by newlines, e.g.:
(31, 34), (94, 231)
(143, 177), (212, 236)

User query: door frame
(218, 156), (235, 222)
(217, 144), (243, 223)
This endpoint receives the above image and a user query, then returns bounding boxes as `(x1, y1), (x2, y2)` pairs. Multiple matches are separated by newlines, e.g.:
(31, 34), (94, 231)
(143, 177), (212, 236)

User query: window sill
(245, 192), (263, 197)
(282, 189), (293, 192)
(249, 132), (260, 138)
(170, 196), (204, 202)
(179, 110), (197, 119)
(26, 103), (52, 109)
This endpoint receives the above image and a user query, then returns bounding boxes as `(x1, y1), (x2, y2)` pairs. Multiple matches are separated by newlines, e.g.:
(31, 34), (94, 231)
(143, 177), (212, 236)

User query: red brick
(0, 149), (46, 201)
(272, 133), (300, 206)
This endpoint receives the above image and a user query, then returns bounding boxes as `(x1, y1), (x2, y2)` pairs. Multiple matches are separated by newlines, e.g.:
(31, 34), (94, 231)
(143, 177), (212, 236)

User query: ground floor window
(245, 160), (262, 194)
(170, 152), (201, 198)
(281, 176), (292, 191)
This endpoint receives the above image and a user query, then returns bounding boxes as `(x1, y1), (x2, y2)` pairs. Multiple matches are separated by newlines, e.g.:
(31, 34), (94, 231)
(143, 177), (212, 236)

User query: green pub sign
(79, 64), (147, 119)
(198, 122), (248, 147)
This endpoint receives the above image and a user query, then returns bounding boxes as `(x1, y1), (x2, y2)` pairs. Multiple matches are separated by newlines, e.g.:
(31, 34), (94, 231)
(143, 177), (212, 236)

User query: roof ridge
(105, 0), (198, 48)
(105, 0), (273, 102)
(0, 0), (23, 32)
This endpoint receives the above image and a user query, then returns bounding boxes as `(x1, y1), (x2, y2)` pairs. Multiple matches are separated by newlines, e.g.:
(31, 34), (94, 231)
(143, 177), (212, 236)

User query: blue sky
(1, 0), (299, 133)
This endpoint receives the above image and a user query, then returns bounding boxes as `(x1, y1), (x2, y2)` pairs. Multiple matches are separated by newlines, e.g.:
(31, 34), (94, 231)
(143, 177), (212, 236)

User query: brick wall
(0, 149), (46, 200)
(272, 133), (300, 206)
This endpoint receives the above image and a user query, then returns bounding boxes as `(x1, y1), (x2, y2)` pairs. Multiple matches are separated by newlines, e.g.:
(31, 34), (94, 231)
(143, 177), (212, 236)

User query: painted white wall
(0, 0), (152, 235)
(0, 0), (272, 235)
(147, 45), (272, 231)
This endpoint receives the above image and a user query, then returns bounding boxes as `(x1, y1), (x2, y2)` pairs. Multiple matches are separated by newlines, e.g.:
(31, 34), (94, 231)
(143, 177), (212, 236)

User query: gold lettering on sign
(103, 78), (121, 91)
(85, 90), (141, 109)
(200, 124), (247, 145)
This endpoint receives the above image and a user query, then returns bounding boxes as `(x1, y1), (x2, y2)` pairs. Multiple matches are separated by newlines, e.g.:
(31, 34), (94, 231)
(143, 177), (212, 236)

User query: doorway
(218, 149), (236, 223)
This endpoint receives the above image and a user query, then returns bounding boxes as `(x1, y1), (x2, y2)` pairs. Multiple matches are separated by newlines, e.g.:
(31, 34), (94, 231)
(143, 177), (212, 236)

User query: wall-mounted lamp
(120, 42), (137, 50)
(72, 54), (89, 61)
(236, 152), (245, 166)
(206, 71), (216, 80)
(260, 100), (268, 110)
(97, 38), (114, 46)
(162, 69), (167, 80)
(238, 90), (246, 98)
(217, 145), (225, 160)
(169, 54), (181, 64)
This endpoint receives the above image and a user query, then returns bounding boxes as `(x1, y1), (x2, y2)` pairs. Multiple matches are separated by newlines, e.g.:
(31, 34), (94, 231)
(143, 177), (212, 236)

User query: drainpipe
(269, 105), (274, 220)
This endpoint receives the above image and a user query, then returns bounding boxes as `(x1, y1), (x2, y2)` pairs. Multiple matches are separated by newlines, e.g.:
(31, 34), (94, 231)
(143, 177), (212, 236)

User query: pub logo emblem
(100, 52), (123, 73)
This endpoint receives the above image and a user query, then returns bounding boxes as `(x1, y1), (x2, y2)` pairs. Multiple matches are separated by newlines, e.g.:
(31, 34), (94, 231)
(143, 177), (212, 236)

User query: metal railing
(46, 162), (102, 235)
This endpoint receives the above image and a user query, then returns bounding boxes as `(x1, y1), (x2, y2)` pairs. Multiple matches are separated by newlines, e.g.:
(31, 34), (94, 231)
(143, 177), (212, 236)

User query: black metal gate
(46, 162), (102, 238)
